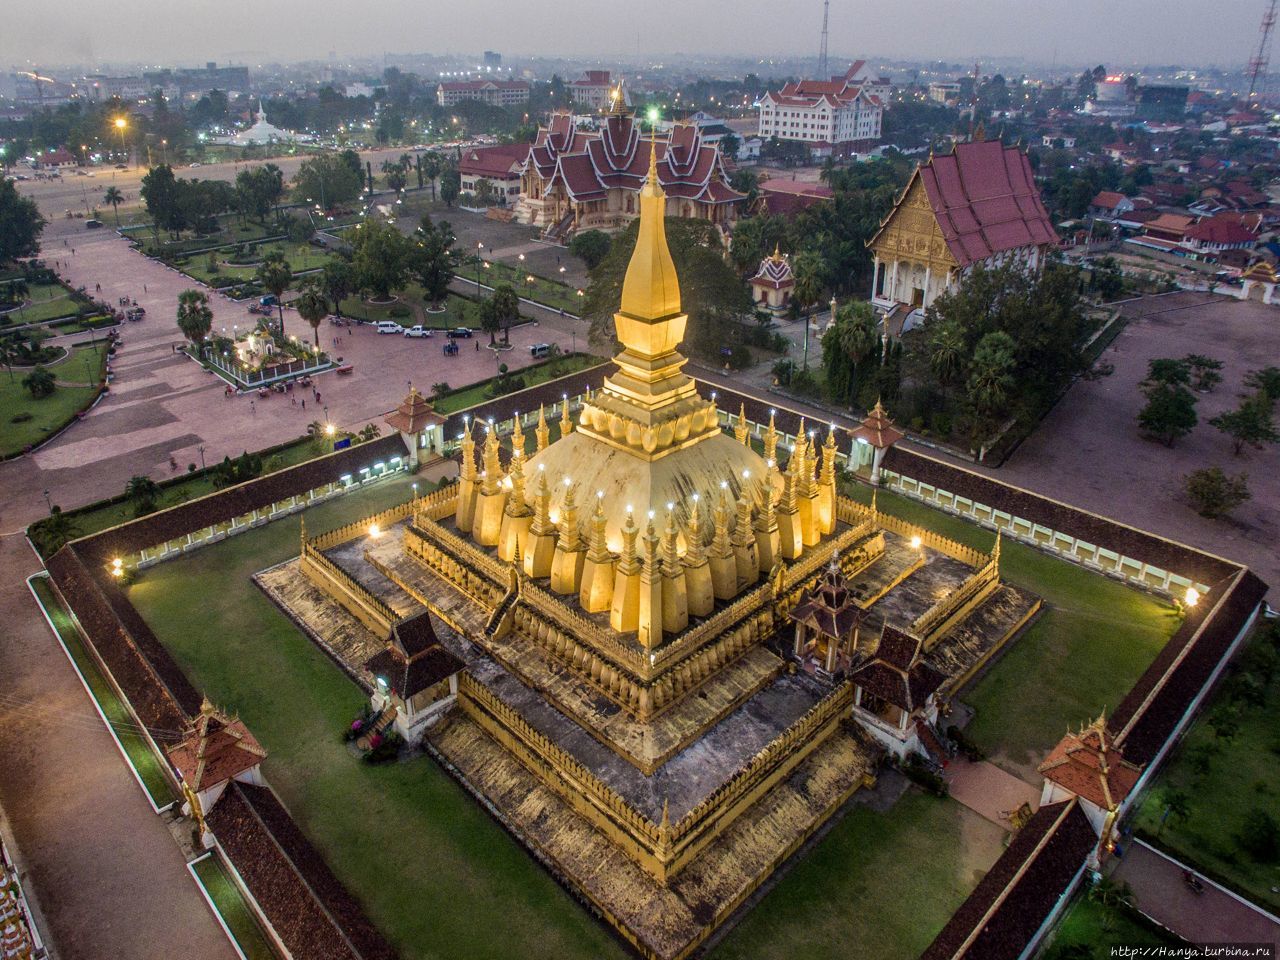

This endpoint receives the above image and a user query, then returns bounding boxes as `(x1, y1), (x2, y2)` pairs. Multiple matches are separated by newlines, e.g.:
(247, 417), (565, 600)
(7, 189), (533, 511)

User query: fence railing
(309, 500), (418, 551)
(912, 556), (1000, 643)
(300, 539), (397, 627)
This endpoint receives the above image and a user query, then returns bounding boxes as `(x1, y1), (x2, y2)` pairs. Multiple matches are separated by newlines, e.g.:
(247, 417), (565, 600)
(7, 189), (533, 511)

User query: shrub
(1237, 808), (1280, 862)
(773, 358), (795, 386)
(946, 724), (986, 761)
(902, 755), (948, 796)
(431, 382), (451, 397)
(1185, 467), (1250, 519)
(362, 729), (404, 764)
(10, 412), (32, 423)
(388, 304), (411, 319)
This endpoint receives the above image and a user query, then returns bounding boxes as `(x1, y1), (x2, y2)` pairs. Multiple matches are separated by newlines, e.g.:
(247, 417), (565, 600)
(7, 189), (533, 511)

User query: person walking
(250, 400), (256, 416)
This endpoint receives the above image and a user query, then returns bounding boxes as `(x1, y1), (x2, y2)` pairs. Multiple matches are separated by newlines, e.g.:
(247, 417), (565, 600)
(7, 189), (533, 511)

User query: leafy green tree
(1245, 366), (1280, 406)
(490, 283), (520, 344)
(791, 250), (827, 371)
(929, 319), (967, 403)
(351, 219), (409, 300)
(440, 164), (461, 207)
(821, 301), (881, 405)
(0, 179), (46, 264)
(236, 166), (283, 223)
(1139, 383), (1197, 446)
(1183, 354), (1223, 392)
(408, 216), (455, 310)
(21, 365), (56, 399)
(1185, 467), (1250, 519)
(125, 475), (161, 516)
(476, 297), (501, 345)
(175, 289), (213, 346)
(102, 186), (124, 226)
(381, 159), (407, 194)
(255, 252), (293, 339)
(140, 164), (183, 239)
(1210, 395), (1279, 455)
(1086, 877), (1134, 931)
(293, 154), (362, 208)
(295, 281), (329, 349)
(1158, 787), (1191, 835)
(1237, 808), (1280, 863)
(1142, 357), (1191, 389)
(568, 230), (612, 270)
(320, 259), (355, 319)
(728, 215), (786, 274)
(966, 331), (1017, 440)
(422, 152), (443, 201)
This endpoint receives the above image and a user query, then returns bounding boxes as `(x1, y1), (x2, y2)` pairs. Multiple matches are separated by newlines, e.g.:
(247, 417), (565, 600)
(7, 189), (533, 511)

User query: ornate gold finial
(764, 410), (778, 464)
(661, 507), (682, 576)
(559, 394), (573, 435)
(586, 494), (611, 562)
(299, 515), (306, 550)
(993, 529), (1002, 565)
(535, 404), (550, 452)
(558, 482), (582, 549)
(481, 423), (502, 495)
(734, 403), (750, 445)
(617, 508), (640, 573)
(530, 469), (554, 535)
(685, 496), (707, 565)
(870, 487), (878, 517)
(620, 129), (679, 322)
(712, 491), (732, 557)
(510, 411), (526, 458)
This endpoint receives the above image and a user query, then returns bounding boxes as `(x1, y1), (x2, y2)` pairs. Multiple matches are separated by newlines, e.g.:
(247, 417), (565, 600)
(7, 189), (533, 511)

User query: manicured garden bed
(432, 353), (605, 414)
(190, 853), (280, 960)
(0, 342), (108, 458)
(338, 288), (474, 329)
(0, 280), (82, 325)
(180, 242), (333, 287)
(1045, 889), (1181, 955)
(470, 258), (582, 314)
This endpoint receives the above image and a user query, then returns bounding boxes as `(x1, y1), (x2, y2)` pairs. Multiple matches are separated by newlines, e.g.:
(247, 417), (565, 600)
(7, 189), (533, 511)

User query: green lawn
(1, 281), (81, 325)
(1044, 891), (1181, 957)
(180, 242), (333, 287)
(844, 483), (1178, 780)
(127, 475), (624, 960)
(432, 353), (605, 414)
(191, 854), (279, 960)
(29, 435), (321, 557)
(712, 792), (1006, 960)
(1129, 623), (1280, 914)
(339, 289), (474, 329)
(474, 258), (583, 313)
(29, 575), (176, 808)
(0, 342), (107, 456)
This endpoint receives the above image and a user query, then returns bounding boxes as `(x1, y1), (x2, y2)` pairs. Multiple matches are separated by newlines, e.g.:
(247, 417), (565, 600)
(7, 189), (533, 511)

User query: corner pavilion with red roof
(868, 136), (1057, 321)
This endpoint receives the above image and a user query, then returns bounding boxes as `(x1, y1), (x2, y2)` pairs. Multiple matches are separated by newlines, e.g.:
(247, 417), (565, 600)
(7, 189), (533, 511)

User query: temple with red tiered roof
(515, 108), (745, 242)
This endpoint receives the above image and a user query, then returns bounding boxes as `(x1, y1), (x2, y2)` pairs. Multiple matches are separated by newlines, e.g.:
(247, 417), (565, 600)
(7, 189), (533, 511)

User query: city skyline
(2, 0), (1268, 73)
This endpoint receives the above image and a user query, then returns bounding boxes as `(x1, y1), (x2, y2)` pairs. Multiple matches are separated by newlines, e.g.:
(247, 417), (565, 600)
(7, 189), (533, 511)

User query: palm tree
(3, 279), (29, 321)
(255, 252), (293, 339)
(489, 283), (520, 344)
(422, 152), (442, 202)
(321, 260), (354, 320)
(295, 282), (328, 349)
(175, 289), (213, 347)
(125, 474), (161, 516)
(1087, 877), (1134, 931)
(103, 186), (124, 226)
(791, 250), (827, 371)
(929, 320), (967, 405)
(22, 365), (56, 398)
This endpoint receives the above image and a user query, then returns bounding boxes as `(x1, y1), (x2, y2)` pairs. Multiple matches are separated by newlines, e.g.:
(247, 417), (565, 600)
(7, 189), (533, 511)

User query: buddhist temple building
(363, 611), (464, 742)
(749, 247), (795, 316)
(868, 138), (1056, 323)
(516, 108), (745, 242)
(289, 127), (1044, 959)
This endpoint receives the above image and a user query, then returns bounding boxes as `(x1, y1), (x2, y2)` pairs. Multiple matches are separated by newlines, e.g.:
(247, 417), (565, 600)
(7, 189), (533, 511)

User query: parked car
(404, 325), (433, 338)
(375, 321), (402, 335)
(529, 342), (551, 358)
(84, 218), (103, 229)
(259, 295), (278, 307)
(447, 327), (474, 339)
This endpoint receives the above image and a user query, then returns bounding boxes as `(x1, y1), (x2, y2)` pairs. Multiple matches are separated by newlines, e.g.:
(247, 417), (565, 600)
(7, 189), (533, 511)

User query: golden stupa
(524, 139), (773, 548)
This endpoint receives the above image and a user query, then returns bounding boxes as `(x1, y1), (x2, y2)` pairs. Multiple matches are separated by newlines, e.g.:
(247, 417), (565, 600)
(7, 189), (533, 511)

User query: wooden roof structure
(384, 388), (445, 436)
(850, 400), (905, 450)
(1038, 714), (1141, 810)
(166, 699), (267, 793)
(363, 611), (464, 700)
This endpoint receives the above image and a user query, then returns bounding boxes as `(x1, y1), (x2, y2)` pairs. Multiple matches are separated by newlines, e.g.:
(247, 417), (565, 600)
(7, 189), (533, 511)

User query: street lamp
(476, 241), (484, 293)
(114, 117), (127, 164)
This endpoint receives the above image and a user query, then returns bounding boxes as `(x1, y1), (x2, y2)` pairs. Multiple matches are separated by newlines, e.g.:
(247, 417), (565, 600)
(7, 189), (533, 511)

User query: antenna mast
(1248, 0), (1278, 100)
(818, 0), (830, 79)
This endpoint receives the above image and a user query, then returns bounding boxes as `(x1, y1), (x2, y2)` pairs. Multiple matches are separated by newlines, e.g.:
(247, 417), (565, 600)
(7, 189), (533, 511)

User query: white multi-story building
(756, 61), (883, 158)
(569, 70), (618, 110)
(436, 79), (530, 108)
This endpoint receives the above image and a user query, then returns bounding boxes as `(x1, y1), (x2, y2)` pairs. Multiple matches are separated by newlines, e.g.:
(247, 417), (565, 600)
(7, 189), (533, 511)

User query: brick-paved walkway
(943, 756), (1041, 830)
(1112, 839), (1280, 947)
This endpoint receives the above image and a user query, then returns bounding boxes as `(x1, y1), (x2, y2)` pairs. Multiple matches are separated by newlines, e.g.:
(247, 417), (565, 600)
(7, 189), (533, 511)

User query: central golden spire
(620, 135), (680, 322)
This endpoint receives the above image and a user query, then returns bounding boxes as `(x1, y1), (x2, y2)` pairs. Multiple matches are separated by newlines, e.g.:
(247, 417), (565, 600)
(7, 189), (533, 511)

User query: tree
(791, 250), (827, 371)
(1210, 395), (1279, 455)
(1138, 384), (1197, 446)
(125, 474), (161, 516)
(351, 219), (409, 301)
(1142, 357), (1191, 390)
(1086, 877), (1134, 931)
(1185, 467), (1250, 518)
(103, 186), (124, 226)
(408, 216), (454, 310)
(422, 152), (443, 201)
(821, 301), (881, 406)
(255, 252), (293, 339)
(928, 319), (967, 403)
(568, 230), (612, 270)
(175, 289), (213, 346)
(21, 365), (56, 399)
(440, 164), (461, 207)
(1183, 354), (1223, 392)
(1245, 366), (1280, 407)
(0, 179), (46, 264)
(140, 164), (183, 240)
(381, 159), (407, 195)
(236, 166), (283, 223)
(1157, 787), (1191, 835)
(490, 283), (519, 343)
(295, 282), (329, 349)
(320, 259), (355, 318)
(728, 215), (786, 274)
(966, 331), (1018, 439)
(1237, 808), (1280, 863)
(293, 154), (362, 209)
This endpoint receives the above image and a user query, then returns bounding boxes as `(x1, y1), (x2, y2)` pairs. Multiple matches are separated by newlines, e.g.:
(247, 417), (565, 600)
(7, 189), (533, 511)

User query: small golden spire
(510, 411), (526, 458)
(558, 482), (582, 550)
(734, 403), (750, 445)
(535, 404), (550, 452)
(586, 494), (612, 563)
(617, 508), (641, 573)
(530, 469), (554, 535)
(559, 395), (573, 435)
(661, 507), (682, 576)
(685, 496), (707, 565)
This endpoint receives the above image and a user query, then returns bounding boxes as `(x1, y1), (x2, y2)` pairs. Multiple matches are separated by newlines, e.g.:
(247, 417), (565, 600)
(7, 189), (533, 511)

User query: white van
(529, 342), (551, 358)
(375, 321), (401, 335)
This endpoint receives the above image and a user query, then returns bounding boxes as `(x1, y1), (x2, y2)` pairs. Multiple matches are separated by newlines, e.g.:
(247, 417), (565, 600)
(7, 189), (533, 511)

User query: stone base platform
(428, 710), (876, 960)
(927, 584), (1043, 695)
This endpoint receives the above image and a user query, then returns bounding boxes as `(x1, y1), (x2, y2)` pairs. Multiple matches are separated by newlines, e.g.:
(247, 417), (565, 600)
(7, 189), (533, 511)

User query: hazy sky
(2, 0), (1261, 71)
